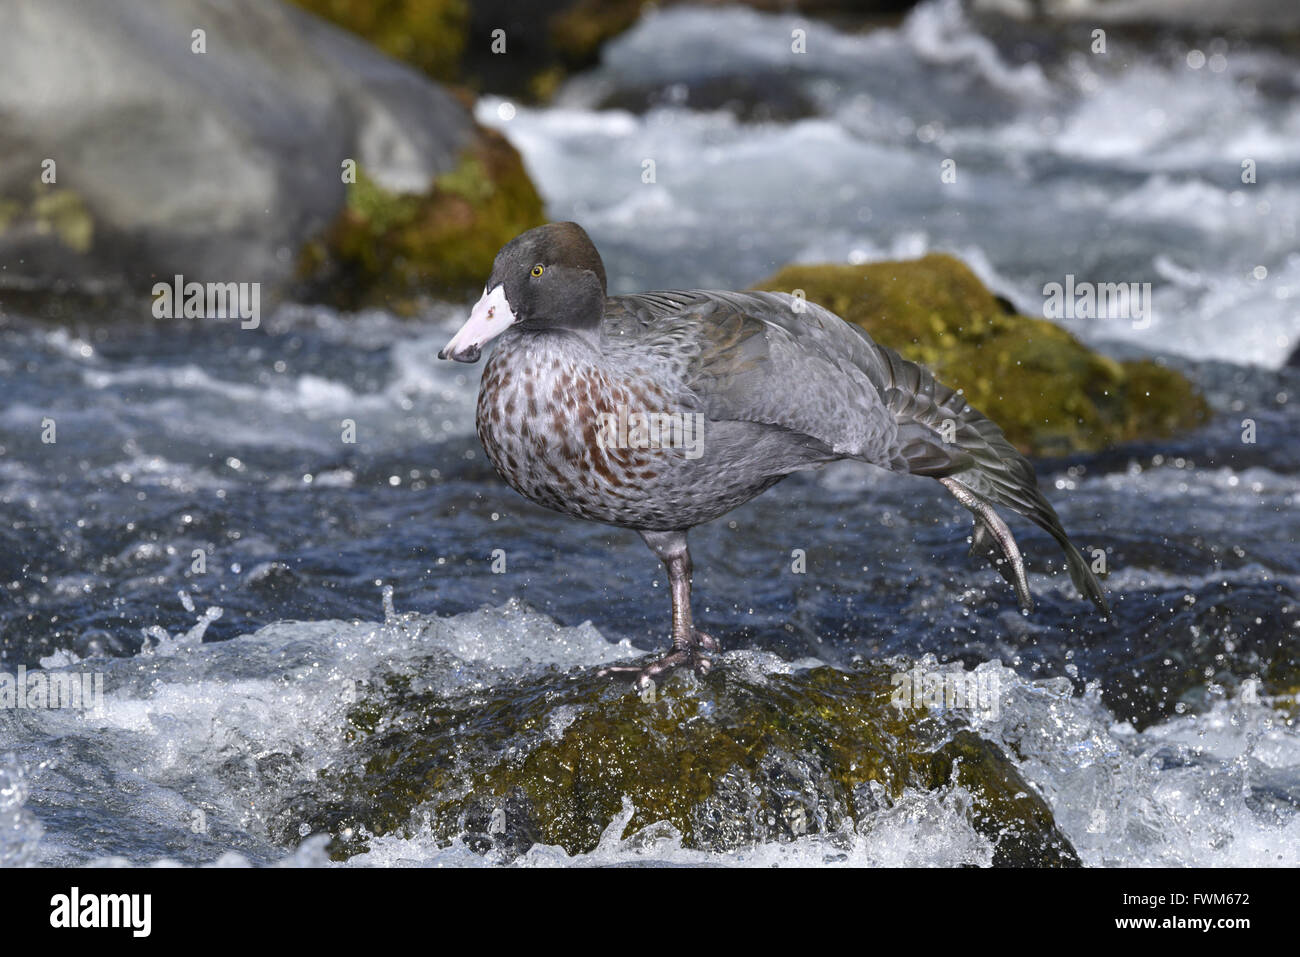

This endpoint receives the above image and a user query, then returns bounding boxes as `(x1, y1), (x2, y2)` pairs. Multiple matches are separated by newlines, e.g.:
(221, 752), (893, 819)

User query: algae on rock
(0, 183), (95, 255)
(289, 0), (470, 82)
(755, 255), (1210, 456)
(297, 130), (546, 310)
(288, 660), (1079, 866)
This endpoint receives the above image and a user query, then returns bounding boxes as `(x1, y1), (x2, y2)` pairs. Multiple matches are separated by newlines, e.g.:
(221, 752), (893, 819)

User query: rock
(548, 1), (918, 71)
(287, 0), (470, 83)
(972, 0), (1300, 35)
(295, 127), (545, 309)
(546, 0), (664, 71)
(290, 660), (1080, 866)
(754, 255), (1211, 456)
(0, 0), (542, 312)
(453, 0), (920, 102)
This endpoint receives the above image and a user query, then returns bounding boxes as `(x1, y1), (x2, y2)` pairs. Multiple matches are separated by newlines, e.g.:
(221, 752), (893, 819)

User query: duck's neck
(516, 300), (606, 356)
(503, 321), (602, 364)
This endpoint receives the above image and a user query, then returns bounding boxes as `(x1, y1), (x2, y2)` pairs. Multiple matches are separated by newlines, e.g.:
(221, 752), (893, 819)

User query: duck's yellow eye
(530, 264), (544, 278)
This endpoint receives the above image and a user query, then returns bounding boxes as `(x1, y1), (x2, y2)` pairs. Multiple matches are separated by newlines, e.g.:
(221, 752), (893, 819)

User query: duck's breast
(475, 337), (697, 527)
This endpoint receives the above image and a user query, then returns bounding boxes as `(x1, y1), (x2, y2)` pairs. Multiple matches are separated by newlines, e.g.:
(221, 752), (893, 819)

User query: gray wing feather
(604, 289), (905, 466)
(603, 289), (1109, 615)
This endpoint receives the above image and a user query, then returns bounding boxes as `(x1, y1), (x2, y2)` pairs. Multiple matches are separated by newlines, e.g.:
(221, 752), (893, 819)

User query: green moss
(1275, 689), (1299, 722)
(1115, 358), (1212, 442)
(31, 189), (94, 253)
(0, 198), (21, 233)
(292, 662), (1078, 866)
(298, 129), (546, 310)
(527, 65), (567, 103)
(289, 0), (469, 82)
(549, 0), (651, 67)
(0, 184), (95, 254)
(925, 731), (1078, 867)
(520, 0), (655, 101)
(755, 255), (1210, 455)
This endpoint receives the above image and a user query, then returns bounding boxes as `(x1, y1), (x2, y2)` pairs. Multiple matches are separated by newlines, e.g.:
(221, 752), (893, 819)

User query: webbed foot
(597, 630), (717, 689)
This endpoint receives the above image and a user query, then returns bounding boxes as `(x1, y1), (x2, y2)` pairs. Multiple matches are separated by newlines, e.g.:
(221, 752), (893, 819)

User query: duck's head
(438, 221), (607, 363)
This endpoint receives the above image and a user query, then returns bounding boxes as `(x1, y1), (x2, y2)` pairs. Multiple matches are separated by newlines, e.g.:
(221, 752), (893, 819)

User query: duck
(438, 221), (1108, 689)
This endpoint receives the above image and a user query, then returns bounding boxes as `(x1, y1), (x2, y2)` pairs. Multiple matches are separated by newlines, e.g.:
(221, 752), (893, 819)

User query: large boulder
(289, 0), (470, 83)
(0, 0), (542, 312)
(296, 125), (545, 310)
(755, 255), (1211, 456)
(287, 659), (1080, 866)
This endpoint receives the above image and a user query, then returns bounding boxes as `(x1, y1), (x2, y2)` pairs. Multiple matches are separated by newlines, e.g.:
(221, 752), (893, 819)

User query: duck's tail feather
(859, 339), (1110, 617)
(940, 476), (1034, 612)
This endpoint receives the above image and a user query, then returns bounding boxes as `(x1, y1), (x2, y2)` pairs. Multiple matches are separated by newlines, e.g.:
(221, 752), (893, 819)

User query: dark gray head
(438, 222), (607, 362)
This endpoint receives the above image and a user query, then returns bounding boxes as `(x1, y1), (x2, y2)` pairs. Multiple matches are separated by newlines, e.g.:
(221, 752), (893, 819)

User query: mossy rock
(285, 660), (1078, 866)
(289, 0), (469, 83)
(548, 0), (918, 71)
(290, 0), (919, 103)
(1274, 688), (1299, 722)
(0, 182), (94, 254)
(755, 256), (1211, 456)
(549, 0), (651, 67)
(297, 129), (546, 310)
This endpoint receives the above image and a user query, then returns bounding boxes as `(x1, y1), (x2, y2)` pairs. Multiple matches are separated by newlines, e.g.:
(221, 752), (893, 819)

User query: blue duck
(439, 222), (1109, 688)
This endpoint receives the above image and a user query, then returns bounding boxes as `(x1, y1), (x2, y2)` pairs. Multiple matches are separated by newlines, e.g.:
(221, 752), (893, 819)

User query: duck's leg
(598, 529), (717, 688)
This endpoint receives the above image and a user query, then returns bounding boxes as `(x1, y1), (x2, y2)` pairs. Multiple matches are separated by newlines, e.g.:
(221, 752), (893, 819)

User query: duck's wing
(604, 289), (905, 467)
(604, 289), (1109, 615)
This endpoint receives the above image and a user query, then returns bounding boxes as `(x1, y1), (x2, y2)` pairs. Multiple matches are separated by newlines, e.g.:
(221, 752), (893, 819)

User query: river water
(1, 0), (1297, 866)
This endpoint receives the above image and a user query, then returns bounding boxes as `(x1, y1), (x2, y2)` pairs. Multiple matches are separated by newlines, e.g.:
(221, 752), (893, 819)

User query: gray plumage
(442, 222), (1109, 687)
